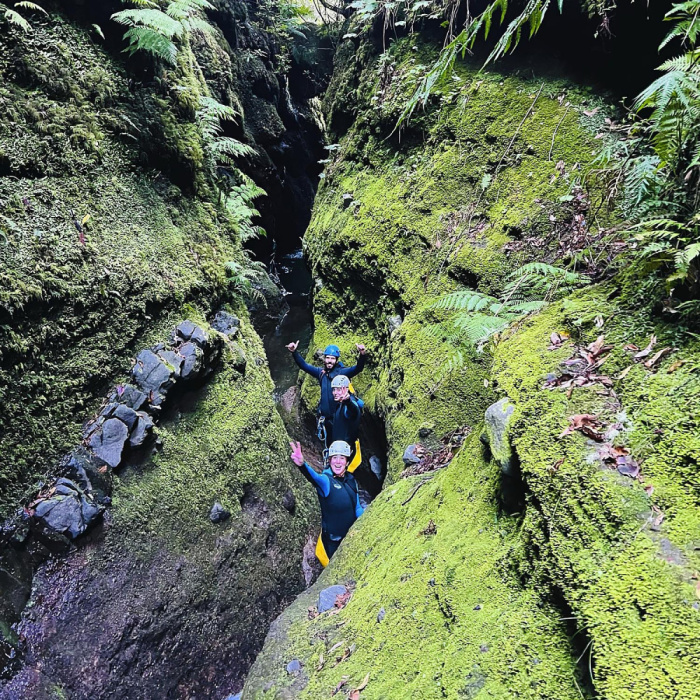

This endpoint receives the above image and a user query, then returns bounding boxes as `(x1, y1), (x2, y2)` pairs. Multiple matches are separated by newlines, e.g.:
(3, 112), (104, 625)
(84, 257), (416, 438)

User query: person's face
(330, 455), (348, 475)
(324, 355), (338, 370)
(332, 386), (349, 402)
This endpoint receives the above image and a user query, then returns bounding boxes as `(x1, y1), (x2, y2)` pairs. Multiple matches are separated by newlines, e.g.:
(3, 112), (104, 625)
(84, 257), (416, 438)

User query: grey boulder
(318, 585), (347, 613)
(33, 479), (103, 539)
(88, 418), (129, 469)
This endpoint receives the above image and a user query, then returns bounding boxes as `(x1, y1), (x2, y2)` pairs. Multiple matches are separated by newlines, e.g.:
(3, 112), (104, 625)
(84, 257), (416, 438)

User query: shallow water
(263, 249), (314, 401)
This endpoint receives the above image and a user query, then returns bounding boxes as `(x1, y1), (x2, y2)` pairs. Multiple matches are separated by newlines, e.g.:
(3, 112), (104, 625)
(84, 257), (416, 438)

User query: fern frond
(430, 289), (500, 313)
(122, 26), (178, 62)
(111, 8), (182, 37)
(14, 2), (47, 14)
(1, 3), (31, 30)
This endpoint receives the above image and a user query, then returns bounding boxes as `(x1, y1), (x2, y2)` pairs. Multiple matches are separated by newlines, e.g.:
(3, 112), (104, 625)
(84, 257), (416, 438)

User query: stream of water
(263, 249), (314, 402)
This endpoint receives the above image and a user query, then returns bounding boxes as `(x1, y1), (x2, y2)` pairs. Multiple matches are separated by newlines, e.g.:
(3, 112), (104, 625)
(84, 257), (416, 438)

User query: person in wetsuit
(330, 374), (362, 447)
(290, 439), (364, 566)
(285, 341), (366, 445)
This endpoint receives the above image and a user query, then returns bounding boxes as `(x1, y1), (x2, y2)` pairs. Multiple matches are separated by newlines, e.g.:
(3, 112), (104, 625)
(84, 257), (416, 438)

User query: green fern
(224, 259), (267, 305)
(111, 0), (215, 63)
(425, 263), (584, 356)
(0, 1), (46, 31)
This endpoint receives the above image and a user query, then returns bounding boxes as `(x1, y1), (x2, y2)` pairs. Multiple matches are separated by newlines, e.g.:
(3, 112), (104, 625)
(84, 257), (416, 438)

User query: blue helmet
(324, 344), (340, 358)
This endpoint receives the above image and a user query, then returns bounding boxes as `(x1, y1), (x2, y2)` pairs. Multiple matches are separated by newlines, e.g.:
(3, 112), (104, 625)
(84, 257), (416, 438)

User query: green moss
(244, 437), (585, 699)
(0, 14), (247, 517)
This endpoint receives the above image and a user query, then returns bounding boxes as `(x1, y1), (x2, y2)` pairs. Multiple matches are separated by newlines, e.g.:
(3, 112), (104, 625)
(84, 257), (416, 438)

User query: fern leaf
(430, 289), (499, 312)
(111, 8), (182, 37)
(1, 4), (31, 30)
(14, 1), (47, 14)
(122, 26), (178, 62)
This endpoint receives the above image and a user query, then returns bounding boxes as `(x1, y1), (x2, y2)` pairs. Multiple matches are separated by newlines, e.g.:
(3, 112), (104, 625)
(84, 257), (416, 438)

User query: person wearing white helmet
(330, 374), (362, 446)
(285, 340), (367, 445)
(290, 439), (364, 566)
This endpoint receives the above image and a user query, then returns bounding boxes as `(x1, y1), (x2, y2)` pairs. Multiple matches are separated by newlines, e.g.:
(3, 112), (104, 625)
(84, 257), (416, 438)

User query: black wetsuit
(297, 462), (364, 558)
(291, 351), (366, 424)
(330, 394), (362, 446)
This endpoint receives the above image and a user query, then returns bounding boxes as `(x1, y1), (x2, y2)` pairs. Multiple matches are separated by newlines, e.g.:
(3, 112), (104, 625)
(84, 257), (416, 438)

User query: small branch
(549, 103), (571, 161)
(401, 476), (433, 505)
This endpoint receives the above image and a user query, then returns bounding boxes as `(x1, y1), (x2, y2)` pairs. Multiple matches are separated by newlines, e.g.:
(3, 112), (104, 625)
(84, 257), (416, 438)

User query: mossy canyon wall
(0, 1), (327, 696)
(244, 18), (700, 700)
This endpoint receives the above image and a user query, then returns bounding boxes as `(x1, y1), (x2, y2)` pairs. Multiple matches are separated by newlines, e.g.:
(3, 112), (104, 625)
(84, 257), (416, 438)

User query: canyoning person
(285, 340), (367, 447)
(329, 374), (363, 472)
(290, 439), (364, 566)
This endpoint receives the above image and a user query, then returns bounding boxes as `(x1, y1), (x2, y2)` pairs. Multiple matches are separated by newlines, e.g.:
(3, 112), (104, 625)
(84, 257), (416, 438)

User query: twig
(549, 104), (571, 161)
(401, 476), (433, 505)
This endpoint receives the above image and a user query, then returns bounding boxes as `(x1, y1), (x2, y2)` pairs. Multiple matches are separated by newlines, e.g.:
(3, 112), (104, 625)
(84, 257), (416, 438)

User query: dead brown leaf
(617, 365), (633, 380)
(623, 343), (639, 352)
(559, 414), (604, 441)
(548, 459), (564, 473)
(349, 692), (360, 700)
(634, 335), (657, 360)
(317, 653), (325, 671)
(421, 519), (437, 536)
(335, 591), (352, 610)
(583, 107), (599, 117)
(331, 676), (349, 696)
(643, 347), (673, 370)
(667, 360), (685, 373)
(355, 673), (370, 692)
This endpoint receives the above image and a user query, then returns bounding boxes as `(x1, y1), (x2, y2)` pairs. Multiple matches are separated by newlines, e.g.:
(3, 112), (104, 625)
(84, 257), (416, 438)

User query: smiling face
(332, 385), (349, 402)
(324, 355), (338, 371)
(330, 454), (348, 476)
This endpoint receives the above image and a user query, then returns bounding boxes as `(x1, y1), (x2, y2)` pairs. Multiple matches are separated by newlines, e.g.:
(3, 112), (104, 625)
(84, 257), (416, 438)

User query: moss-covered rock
(3, 313), (318, 698)
(251, 28), (700, 700)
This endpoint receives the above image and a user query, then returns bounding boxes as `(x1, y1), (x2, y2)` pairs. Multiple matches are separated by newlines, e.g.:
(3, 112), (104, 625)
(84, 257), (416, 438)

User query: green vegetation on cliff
(246, 21), (700, 700)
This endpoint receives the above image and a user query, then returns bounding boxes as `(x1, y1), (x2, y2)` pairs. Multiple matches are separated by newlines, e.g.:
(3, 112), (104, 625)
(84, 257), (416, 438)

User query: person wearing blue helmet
(286, 339), (367, 443)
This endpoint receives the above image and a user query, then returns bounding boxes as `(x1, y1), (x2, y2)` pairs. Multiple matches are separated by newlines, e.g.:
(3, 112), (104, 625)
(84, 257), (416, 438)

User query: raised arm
(290, 441), (330, 496)
(340, 348), (367, 378)
(292, 350), (322, 379)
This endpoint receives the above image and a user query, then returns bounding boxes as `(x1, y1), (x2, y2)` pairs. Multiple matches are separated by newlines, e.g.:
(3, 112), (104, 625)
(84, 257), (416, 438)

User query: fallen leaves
(547, 331), (569, 350)
(559, 414), (604, 441)
(331, 676), (349, 696)
(644, 347), (673, 370)
(401, 426), (471, 478)
(420, 519), (437, 536)
(335, 591), (352, 611)
(598, 443), (640, 478)
(544, 334), (614, 396)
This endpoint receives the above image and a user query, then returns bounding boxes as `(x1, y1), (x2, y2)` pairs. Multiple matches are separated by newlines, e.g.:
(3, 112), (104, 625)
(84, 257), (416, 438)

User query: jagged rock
(370, 455), (384, 481)
(58, 447), (111, 497)
(210, 502), (231, 524)
(157, 349), (184, 378)
(211, 310), (240, 338)
(88, 418), (129, 468)
(189, 324), (209, 348)
(33, 479), (103, 539)
(113, 404), (139, 431)
(129, 412), (154, 448)
(317, 585), (347, 613)
(387, 314), (403, 335)
(172, 319), (197, 342)
(179, 341), (203, 380)
(402, 444), (422, 466)
(113, 384), (148, 411)
(132, 348), (176, 406)
(483, 398), (516, 476)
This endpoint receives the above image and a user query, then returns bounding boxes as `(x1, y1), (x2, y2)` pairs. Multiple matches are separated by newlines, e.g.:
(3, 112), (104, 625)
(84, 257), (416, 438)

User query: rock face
(482, 398), (516, 476)
(2, 319), (317, 699)
(251, 23), (700, 700)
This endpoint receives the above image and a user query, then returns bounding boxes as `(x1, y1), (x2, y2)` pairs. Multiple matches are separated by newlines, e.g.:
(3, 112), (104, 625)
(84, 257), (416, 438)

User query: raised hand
(286, 340), (299, 352)
(356, 343), (366, 355)
(289, 440), (304, 466)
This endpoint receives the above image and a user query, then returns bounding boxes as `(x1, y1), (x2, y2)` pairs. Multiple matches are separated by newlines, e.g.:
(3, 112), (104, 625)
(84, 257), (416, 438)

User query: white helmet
(331, 375), (350, 389)
(328, 440), (351, 458)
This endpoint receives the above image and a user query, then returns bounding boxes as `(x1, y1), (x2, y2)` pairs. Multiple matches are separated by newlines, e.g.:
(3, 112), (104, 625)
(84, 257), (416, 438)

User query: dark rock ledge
(1, 313), (241, 552)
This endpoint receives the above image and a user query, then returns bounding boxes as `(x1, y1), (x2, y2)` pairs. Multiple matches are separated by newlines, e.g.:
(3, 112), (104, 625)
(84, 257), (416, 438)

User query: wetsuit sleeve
(292, 350), (322, 379)
(355, 490), (364, 518)
(339, 352), (366, 378)
(342, 397), (361, 421)
(297, 461), (330, 497)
